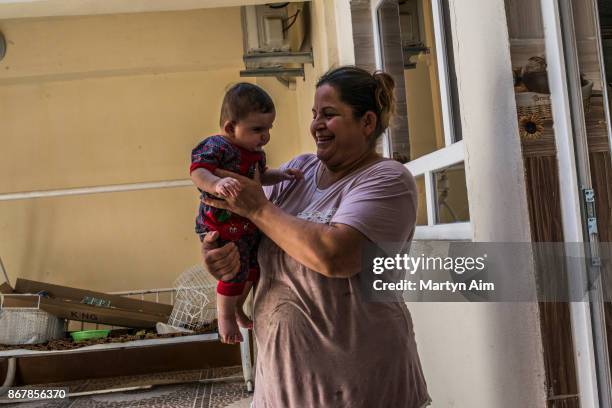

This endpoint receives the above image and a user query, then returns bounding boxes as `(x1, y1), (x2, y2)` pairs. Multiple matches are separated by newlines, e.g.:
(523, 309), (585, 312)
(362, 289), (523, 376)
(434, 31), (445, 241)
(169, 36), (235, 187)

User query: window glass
(377, 0), (462, 162)
(433, 163), (470, 223)
(400, 0), (445, 160)
(415, 175), (428, 225)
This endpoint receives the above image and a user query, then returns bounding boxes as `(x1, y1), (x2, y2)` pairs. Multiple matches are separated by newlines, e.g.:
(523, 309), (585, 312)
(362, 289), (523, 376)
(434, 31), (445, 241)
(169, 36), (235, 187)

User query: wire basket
(167, 265), (217, 331)
(516, 79), (593, 121)
(0, 294), (65, 345)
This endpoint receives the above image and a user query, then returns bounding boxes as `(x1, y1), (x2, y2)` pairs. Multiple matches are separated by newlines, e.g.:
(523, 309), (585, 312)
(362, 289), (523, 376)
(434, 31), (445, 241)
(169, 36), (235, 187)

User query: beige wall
(404, 60), (440, 160)
(255, 77), (303, 167)
(0, 8), (303, 291)
(0, 189), (199, 292)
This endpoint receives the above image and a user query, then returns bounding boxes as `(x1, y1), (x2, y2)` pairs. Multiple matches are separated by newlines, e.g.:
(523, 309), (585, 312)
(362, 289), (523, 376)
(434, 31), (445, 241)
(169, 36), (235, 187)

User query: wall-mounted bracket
(243, 51), (313, 67)
(402, 44), (429, 69)
(240, 67), (304, 78)
(240, 51), (313, 87)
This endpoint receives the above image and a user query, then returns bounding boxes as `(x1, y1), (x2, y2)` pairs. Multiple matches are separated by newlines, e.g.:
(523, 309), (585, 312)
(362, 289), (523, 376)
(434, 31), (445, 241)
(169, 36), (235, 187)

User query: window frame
(372, 0), (471, 240)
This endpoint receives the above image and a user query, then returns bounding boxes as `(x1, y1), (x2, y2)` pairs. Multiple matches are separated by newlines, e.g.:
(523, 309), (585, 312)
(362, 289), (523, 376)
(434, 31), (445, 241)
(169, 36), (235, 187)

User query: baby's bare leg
(217, 294), (243, 344)
(235, 281), (253, 329)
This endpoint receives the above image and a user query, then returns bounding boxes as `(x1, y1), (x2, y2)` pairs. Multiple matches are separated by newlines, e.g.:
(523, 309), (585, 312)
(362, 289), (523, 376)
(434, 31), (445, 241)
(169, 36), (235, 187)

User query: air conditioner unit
(242, 3), (307, 53)
(240, 2), (312, 83)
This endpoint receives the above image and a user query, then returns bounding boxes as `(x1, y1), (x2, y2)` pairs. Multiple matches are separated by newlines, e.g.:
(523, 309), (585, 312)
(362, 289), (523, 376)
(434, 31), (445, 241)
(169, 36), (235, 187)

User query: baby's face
(231, 111), (275, 152)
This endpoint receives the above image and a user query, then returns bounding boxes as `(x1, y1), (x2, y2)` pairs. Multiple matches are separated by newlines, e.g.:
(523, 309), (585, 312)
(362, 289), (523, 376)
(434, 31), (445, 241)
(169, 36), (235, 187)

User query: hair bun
(372, 71), (396, 129)
(373, 71), (395, 90)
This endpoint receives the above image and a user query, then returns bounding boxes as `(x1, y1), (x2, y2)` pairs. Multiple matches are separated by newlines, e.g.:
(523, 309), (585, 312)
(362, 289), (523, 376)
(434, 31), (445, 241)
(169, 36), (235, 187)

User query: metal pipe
(0, 257), (9, 287)
(0, 357), (16, 396)
(0, 180), (191, 202)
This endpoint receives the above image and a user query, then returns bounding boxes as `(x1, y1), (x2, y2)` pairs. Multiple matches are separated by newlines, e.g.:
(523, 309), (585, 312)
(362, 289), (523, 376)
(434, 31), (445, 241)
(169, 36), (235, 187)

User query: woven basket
(516, 80), (593, 121)
(0, 295), (65, 345)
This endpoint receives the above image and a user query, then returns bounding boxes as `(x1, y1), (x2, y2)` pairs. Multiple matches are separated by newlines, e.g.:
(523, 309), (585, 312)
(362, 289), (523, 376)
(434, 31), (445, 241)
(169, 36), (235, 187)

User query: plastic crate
(0, 294), (65, 345)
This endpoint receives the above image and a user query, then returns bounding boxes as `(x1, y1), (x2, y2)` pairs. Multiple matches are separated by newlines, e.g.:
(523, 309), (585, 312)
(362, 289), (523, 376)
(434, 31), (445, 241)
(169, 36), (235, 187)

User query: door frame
(540, 0), (612, 406)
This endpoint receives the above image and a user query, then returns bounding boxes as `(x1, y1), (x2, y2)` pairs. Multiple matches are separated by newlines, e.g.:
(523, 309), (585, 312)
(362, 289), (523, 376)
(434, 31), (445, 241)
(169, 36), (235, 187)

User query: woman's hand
(204, 168), (270, 219)
(201, 231), (240, 282)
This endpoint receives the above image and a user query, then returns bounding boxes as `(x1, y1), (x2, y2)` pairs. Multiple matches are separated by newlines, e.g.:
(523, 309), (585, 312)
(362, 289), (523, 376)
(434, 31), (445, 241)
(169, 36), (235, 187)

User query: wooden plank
(12, 340), (240, 385)
(506, 0), (545, 39)
(3, 295), (164, 329)
(14, 279), (172, 317)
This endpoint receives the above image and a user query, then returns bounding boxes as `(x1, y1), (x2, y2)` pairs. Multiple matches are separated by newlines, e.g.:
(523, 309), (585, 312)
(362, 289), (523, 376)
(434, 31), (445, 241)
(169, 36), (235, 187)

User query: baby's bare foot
(218, 315), (243, 344)
(236, 308), (253, 329)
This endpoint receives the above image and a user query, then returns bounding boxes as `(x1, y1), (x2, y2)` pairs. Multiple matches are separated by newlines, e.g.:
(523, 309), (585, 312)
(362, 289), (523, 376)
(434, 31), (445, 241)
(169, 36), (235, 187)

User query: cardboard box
(0, 282), (13, 294)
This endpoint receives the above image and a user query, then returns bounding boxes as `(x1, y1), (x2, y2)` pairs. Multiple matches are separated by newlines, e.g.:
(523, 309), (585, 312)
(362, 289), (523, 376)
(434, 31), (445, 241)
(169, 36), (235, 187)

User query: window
(374, 0), (470, 240)
(433, 163), (469, 223)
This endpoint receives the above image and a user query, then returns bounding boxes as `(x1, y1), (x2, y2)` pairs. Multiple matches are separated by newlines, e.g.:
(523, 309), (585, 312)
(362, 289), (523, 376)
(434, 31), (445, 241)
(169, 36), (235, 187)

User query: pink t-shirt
(253, 154), (430, 408)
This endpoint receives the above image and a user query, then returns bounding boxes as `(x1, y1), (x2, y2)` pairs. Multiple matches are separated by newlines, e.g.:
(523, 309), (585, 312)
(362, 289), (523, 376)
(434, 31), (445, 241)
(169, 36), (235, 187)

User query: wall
(404, 61), (440, 159)
(0, 0), (297, 19)
(0, 8), (302, 291)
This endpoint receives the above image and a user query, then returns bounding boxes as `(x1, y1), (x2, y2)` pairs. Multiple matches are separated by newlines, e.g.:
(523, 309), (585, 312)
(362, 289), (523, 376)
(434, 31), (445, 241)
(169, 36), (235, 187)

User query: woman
(202, 66), (431, 407)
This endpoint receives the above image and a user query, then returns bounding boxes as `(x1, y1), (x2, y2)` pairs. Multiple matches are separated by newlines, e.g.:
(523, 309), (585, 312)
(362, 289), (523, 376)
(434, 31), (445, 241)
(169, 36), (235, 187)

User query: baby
(190, 83), (300, 343)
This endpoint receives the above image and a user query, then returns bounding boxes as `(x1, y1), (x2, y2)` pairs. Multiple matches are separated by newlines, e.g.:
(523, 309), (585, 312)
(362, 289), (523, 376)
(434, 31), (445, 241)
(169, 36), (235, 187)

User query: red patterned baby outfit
(190, 135), (265, 296)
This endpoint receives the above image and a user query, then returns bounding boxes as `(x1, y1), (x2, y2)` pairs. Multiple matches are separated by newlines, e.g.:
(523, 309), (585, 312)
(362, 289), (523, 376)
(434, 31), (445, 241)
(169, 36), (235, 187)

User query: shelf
(243, 51), (313, 66)
(240, 67), (304, 78)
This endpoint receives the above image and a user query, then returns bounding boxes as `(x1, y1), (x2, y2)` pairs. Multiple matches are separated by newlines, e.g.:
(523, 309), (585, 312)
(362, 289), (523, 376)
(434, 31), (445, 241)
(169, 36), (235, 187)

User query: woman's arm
(204, 169), (367, 278)
(254, 201), (365, 278)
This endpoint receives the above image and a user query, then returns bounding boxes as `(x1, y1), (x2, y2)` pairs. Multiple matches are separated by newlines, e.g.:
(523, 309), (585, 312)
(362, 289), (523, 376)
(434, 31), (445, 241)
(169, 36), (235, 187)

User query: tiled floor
(3, 367), (253, 408)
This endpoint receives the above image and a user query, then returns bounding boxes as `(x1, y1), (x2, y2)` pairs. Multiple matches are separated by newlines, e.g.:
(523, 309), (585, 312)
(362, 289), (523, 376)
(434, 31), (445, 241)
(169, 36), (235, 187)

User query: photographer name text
(373, 279), (495, 292)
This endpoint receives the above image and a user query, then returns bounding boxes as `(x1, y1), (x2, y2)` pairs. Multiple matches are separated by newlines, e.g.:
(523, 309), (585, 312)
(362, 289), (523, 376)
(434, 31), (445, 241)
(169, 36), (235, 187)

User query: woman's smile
(315, 134), (334, 146)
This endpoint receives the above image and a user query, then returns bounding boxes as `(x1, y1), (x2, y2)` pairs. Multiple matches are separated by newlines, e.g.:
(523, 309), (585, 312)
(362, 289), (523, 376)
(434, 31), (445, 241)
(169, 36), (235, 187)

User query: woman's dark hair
(219, 82), (275, 127)
(316, 66), (395, 143)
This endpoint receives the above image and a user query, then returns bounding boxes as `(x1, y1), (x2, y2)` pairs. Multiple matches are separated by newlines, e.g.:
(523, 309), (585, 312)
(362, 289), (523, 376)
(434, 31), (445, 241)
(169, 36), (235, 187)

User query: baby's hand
(283, 168), (304, 181)
(214, 177), (241, 197)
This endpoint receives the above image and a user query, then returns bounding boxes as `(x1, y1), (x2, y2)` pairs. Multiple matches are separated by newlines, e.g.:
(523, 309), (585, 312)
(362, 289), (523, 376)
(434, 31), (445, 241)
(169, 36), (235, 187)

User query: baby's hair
(316, 66), (395, 143)
(219, 82), (275, 128)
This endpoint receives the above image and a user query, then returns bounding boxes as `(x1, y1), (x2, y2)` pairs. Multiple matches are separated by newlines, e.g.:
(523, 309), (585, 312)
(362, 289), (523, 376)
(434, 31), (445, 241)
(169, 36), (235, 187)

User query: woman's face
(310, 84), (374, 168)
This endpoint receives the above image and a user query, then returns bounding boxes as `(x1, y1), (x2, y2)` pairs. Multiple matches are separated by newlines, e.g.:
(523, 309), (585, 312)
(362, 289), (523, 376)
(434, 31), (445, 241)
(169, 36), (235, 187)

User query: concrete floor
(225, 396), (253, 408)
(3, 367), (253, 407)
